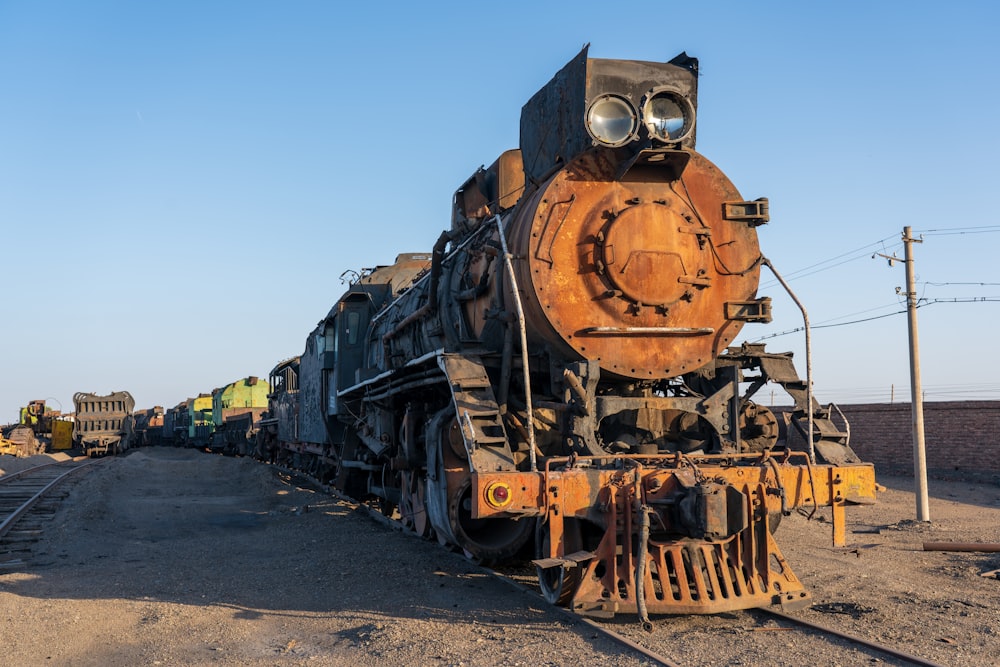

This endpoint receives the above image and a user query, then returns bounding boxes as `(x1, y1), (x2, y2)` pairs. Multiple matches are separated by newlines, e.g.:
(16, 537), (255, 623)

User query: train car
(50, 418), (74, 450)
(272, 48), (878, 620)
(210, 412), (258, 456)
(267, 256), (431, 481)
(161, 401), (185, 447)
(254, 357), (300, 463)
(207, 376), (268, 455)
(133, 406), (165, 447)
(179, 394), (213, 448)
(72, 391), (135, 457)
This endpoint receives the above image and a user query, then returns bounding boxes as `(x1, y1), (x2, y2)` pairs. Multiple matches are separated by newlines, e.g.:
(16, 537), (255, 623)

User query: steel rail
(759, 608), (947, 667)
(0, 461), (60, 482)
(0, 459), (101, 539)
(298, 464), (686, 667)
(267, 461), (947, 667)
(485, 567), (681, 667)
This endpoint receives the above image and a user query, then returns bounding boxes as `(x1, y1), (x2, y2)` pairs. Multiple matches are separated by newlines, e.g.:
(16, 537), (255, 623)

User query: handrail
(829, 402), (851, 447)
(495, 215), (537, 472)
(761, 257), (815, 463)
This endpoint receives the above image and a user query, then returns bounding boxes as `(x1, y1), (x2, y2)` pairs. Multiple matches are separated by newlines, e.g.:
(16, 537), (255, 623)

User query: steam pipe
(382, 230), (450, 364)
(632, 464), (652, 632)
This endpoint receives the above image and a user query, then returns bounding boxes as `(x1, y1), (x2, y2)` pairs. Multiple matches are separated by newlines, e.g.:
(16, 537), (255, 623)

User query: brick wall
(778, 401), (1000, 480)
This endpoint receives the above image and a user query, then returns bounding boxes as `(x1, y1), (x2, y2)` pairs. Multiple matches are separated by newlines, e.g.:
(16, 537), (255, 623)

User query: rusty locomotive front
(266, 47), (876, 621)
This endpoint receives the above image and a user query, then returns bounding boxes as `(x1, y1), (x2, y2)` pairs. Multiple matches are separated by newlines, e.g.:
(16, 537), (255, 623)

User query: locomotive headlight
(643, 91), (695, 143)
(586, 95), (638, 147)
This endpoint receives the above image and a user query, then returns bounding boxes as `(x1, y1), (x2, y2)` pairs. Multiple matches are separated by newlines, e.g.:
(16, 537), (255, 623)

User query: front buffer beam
(473, 453), (876, 617)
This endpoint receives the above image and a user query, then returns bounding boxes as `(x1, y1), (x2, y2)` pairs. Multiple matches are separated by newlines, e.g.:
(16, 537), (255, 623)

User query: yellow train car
(51, 419), (73, 450)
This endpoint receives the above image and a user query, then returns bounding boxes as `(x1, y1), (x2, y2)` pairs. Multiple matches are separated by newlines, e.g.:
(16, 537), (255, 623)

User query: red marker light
(485, 481), (513, 509)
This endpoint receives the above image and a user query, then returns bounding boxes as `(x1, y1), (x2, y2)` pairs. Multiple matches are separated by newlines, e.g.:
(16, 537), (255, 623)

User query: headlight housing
(642, 90), (695, 143)
(586, 94), (638, 147)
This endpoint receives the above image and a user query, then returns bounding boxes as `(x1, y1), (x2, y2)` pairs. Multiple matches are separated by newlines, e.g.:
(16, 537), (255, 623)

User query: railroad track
(579, 605), (950, 667)
(270, 461), (948, 667)
(364, 504), (945, 667)
(0, 459), (102, 570)
(753, 608), (946, 667)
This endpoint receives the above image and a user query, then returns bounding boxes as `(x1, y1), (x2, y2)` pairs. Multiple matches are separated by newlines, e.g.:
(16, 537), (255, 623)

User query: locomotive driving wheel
(400, 470), (432, 538)
(377, 463), (397, 517)
(535, 517), (584, 606)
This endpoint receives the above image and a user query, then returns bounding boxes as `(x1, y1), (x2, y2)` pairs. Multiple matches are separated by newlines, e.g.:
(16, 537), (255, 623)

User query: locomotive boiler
(304, 47), (876, 620)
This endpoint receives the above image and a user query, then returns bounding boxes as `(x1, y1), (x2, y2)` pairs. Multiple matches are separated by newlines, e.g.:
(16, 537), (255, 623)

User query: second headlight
(643, 91), (695, 143)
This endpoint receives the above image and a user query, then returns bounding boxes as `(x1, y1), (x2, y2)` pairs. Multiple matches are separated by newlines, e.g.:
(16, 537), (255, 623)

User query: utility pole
(902, 227), (930, 521)
(878, 227), (930, 522)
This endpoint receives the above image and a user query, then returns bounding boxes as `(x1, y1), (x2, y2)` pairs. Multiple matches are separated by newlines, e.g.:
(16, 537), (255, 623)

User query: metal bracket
(725, 298), (773, 323)
(723, 198), (769, 225)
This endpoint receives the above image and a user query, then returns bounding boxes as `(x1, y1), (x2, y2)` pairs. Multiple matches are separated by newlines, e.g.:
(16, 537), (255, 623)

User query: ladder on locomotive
(439, 354), (517, 472)
(757, 352), (859, 465)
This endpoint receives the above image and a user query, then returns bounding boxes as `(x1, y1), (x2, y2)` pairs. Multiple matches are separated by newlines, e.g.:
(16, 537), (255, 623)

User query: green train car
(182, 394), (214, 448)
(207, 376), (269, 454)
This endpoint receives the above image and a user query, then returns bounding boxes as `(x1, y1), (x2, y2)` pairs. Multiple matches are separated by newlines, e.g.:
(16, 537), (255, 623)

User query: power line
(749, 296), (997, 342)
(925, 296), (1000, 303)
(760, 225), (1000, 290)
(764, 384), (1000, 405)
(795, 384), (1000, 404)
(760, 234), (900, 289)
(915, 226), (1000, 236)
(812, 302), (905, 326)
(923, 281), (1000, 287)
(751, 306), (910, 342)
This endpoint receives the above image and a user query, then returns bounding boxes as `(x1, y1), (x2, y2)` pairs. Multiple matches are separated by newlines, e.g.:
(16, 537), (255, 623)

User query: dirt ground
(0, 451), (73, 475)
(2, 448), (999, 666)
(613, 471), (1000, 665)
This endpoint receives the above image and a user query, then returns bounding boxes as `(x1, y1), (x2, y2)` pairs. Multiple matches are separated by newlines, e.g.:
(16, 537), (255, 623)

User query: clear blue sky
(2, 1), (999, 423)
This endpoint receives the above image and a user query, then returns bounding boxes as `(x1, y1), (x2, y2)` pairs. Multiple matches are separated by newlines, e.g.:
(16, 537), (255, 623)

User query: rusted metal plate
(473, 456), (876, 614)
(508, 149), (762, 380)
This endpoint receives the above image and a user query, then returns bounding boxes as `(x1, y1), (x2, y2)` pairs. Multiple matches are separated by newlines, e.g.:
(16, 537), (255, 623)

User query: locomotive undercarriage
(336, 344), (874, 617)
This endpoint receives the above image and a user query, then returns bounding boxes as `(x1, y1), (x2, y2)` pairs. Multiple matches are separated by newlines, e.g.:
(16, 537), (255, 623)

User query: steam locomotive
(259, 47), (876, 621)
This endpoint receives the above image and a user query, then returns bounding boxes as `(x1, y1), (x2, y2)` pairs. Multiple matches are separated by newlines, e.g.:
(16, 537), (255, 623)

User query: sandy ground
(2, 448), (999, 666)
(611, 472), (1000, 665)
(0, 451), (73, 475)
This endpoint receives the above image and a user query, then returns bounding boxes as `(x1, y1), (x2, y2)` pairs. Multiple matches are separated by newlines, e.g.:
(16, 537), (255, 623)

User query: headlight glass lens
(587, 95), (637, 146)
(644, 93), (693, 142)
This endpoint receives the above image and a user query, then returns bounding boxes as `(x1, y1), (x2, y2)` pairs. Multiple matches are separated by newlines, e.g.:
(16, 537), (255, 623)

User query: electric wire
(759, 236), (901, 289)
(914, 226), (1000, 236)
(750, 296), (997, 343)
(751, 223), (999, 342)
